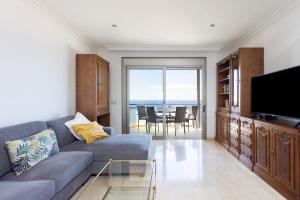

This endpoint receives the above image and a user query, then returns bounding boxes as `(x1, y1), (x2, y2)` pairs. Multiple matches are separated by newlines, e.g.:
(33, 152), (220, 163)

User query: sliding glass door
(127, 68), (165, 138)
(165, 69), (203, 138)
(125, 66), (206, 139)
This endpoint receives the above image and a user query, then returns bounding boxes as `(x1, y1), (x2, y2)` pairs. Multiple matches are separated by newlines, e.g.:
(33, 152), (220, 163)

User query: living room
(0, 0), (300, 200)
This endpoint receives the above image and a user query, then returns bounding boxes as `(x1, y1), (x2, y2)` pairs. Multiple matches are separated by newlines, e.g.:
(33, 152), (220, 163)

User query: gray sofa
(0, 116), (152, 200)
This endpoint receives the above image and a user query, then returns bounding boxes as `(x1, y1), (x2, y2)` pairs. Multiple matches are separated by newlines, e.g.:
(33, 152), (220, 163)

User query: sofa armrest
(0, 181), (55, 200)
(103, 127), (116, 136)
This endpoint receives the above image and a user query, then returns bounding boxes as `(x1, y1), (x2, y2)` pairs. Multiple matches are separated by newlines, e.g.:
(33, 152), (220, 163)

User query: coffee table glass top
(75, 160), (156, 200)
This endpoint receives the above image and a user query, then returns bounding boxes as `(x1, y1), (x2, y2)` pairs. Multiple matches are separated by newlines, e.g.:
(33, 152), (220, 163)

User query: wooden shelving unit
(216, 48), (264, 158)
(217, 56), (231, 111)
(218, 66), (230, 73)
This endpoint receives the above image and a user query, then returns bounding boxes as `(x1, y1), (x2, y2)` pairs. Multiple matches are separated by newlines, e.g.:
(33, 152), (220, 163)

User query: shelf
(219, 67), (230, 73)
(219, 93), (230, 95)
(219, 77), (230, 82)
(97, 110), (109, 116)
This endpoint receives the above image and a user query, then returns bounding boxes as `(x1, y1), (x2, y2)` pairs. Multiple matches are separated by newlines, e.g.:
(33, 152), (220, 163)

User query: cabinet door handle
(269, 149), (274, 158)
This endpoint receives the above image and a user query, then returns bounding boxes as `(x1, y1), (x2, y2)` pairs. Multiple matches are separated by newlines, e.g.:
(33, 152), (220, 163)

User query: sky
(129, 69), (202, 102)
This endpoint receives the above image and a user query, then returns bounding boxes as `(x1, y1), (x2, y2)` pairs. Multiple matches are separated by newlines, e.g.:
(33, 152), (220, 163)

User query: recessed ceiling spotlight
(112, 24), (117, 28)
(210, 24), (215, 27)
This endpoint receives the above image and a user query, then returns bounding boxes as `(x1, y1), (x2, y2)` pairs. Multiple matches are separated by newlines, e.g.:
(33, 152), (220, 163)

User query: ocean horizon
(129, 100), (201, 105)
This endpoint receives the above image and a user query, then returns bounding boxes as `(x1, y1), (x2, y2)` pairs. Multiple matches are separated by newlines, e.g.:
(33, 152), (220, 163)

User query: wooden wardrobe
(76, 54), (110, 126)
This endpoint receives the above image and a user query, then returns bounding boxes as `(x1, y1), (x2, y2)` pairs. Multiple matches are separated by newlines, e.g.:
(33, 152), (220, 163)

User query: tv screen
(252, 65), (300, 119)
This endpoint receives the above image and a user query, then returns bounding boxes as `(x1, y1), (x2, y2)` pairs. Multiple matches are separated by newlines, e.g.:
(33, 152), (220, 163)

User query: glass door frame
(125, 66), (166, 139)
(122, 63), (207, 139)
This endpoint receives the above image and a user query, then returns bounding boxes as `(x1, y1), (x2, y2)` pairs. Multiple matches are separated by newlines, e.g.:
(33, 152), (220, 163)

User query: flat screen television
(251, 65), (300, 119)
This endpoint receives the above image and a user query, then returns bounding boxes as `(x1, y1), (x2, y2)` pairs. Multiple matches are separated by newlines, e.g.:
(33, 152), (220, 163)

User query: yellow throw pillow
(71, 121), (109, 144)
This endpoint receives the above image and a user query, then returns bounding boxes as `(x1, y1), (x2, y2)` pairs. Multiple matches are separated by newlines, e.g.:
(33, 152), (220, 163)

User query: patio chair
(146, 106), (163, 135)
(185, 105), (198, 132)
(137, 105), (148, 132)
(166, 106), (187, 136)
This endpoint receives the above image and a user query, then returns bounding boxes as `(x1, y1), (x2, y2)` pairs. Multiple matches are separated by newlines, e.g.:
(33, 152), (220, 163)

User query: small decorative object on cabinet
(224, 99), (229, 108)
(76, 54), (110, 126)
(254, 120), (299, 200)
(216, 48), (264, 150)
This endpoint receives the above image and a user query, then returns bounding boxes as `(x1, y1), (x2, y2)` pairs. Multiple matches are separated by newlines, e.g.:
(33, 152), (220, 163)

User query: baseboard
(254, 166), (297, 200)
(206, 137), (215, 141)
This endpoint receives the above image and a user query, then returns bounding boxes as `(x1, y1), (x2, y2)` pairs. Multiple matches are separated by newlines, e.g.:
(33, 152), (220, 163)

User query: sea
(129, 100), (199, 106)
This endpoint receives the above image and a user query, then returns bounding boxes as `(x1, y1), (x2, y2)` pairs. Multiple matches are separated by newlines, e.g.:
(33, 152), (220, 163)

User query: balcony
(129, 103), (203, 138)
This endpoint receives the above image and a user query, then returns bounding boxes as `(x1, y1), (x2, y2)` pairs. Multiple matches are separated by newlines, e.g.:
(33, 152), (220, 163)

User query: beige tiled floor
(73, 140), (285, 200)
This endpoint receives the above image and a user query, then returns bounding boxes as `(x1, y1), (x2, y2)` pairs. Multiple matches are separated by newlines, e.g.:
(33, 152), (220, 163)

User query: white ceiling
(36, 0), (288, 51)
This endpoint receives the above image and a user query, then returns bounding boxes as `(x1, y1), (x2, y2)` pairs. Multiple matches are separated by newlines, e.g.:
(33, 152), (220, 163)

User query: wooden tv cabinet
(215, 48), (300, 200)
(253, 119), (300, 200)
(218, 115), (300, 200)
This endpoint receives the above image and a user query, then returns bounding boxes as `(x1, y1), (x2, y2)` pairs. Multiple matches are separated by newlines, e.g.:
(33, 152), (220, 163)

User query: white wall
(97, 49), (218, 139)
(239, 4), (300, 73)
(0, 0), (92, 127)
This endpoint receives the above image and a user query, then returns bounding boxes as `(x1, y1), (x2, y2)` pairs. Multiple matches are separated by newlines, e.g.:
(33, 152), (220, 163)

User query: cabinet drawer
(255, 123), (272, 135)
(230, 126), (239, 137)
(231, 107), (240, 115)
(240, 138), (252, 150)
(240, 145), (252, 160)
(230, 117), (240, 127)
(240, 130), (252, 140)
(240, 117), (253, 132)
(230, 138), (239, 149)
(231, 133), (238, 142)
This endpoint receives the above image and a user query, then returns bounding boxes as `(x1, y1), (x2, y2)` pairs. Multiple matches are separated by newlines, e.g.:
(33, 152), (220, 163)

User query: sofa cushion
(61, 134), (152, 161)
(0, 151), (93, 193)
(46, 116), (77, 148)
(103, 127), (114, 136)
(64, 112), (91, 140)
(0, 135), (10, 178)
(72, 121), (110, 144)
(0, 121), (47, 177)
(0, 180), (55, 200)
(5, 129), (59, 176)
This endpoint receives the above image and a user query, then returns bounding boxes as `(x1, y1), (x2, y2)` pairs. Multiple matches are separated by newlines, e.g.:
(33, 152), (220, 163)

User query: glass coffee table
(75, 159), (156, 200)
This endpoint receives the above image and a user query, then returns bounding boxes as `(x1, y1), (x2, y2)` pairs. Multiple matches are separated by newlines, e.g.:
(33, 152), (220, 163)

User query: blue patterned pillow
(5, 129), (59, 176)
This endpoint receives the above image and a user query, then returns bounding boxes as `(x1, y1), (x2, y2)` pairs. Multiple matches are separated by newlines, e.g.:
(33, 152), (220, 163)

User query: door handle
(269, 149), (275, 158)
(202, 105), (206, 112)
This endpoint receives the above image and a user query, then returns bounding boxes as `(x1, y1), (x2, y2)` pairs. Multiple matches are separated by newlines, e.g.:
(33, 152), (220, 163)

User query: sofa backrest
(46, 116), (76, 148)
(0, 121), (47, 177)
